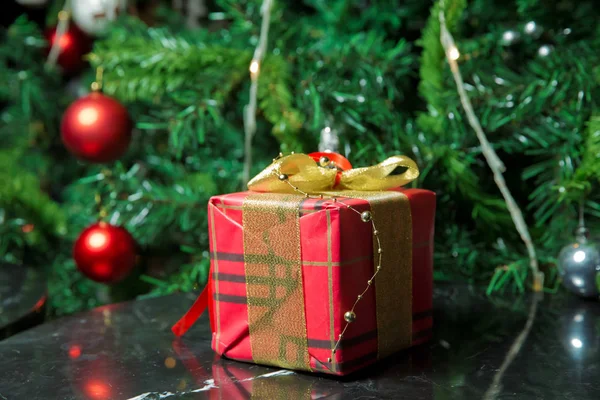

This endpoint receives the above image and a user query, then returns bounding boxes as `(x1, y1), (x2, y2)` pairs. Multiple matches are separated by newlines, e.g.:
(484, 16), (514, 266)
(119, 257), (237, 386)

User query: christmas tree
(2, 0), (599, 316)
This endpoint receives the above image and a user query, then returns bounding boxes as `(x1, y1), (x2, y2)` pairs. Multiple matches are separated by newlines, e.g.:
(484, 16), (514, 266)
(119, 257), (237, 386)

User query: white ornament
(15, 0), (48, 6)
(71, 0), (128, 35)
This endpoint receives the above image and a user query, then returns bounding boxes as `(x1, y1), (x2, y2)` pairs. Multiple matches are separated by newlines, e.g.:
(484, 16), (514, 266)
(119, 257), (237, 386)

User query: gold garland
(271, 155), (387, 363)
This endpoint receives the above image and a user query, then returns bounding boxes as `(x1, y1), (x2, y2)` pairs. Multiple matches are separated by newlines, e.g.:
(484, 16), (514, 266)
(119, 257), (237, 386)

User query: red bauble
(61, 92), (133, 163)
(45, 24), (92, 75)
(73, 222), (137, 284)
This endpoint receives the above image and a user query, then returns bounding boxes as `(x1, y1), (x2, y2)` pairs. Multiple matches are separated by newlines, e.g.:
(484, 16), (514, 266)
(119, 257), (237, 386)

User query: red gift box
(173, 150), (433, 376)
(175, 187), (435, 376)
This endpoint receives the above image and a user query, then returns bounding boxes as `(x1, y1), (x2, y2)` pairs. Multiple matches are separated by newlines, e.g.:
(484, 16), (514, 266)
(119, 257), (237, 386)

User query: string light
(448, 46), (460, 61)
(249, 60), (260, 78)
(501, 30), (519, 45)
(538, 45), (552, 57)
(524, 21), (537, 34)
(503, 31), (515, 42)
(438, 0), (542, 290)
(243, 0), (274, 184)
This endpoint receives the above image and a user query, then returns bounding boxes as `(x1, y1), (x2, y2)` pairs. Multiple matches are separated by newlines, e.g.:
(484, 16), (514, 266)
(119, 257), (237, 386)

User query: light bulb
(448, 46), (460, 61)
(249, 60), (260, 78)
(524, 21), (537, 34)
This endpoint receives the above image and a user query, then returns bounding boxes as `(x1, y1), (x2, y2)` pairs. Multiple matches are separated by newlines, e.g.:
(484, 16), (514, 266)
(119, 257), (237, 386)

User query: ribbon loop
(248, 153), (419, 193)
(339, 155), (420, 191)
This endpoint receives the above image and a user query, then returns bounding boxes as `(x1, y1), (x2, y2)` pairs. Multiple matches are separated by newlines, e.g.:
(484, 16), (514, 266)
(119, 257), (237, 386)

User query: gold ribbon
(248, 153), (419, 193)
(243, 194), (311, 371)
(244, 153), (418, 370)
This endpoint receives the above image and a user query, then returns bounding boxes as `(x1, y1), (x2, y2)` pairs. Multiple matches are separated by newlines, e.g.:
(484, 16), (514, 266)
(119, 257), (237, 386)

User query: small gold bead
(278, 173), (288, 181)
(377, 266), (381, 271)
(357, 295), (362, 300)
(333, 198), (337, 202)
(319, 156), (331, 167)
(346, 204), (351, 208)
(361, 211), (372, 222)
(367, 279), (373, 285)
(305, 193), (309, 198)
(344, 311), (356, 323)
(373, 230), (378, 235)
(378, 248), (383, 254)
(327, 357), (332, 362)
(320, 194), (324, 199)
(339, 334), (343, 339)
(332, 349), (336, 354)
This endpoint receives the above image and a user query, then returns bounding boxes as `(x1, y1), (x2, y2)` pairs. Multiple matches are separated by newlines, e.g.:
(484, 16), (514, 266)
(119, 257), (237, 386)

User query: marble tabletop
(1, 284), (599, 400)
(0, 262), (46, 339)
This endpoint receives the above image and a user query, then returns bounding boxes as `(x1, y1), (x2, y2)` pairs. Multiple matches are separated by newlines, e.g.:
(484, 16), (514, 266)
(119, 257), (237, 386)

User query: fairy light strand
(243, 0), (274, 184)
(438, 1), (543, 290)
(273, 156), (384, 365)
(46, 1), (71, 69)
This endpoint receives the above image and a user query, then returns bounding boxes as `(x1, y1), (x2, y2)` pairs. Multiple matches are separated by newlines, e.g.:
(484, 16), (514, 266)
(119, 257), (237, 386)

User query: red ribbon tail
(172, 285), (209, 337)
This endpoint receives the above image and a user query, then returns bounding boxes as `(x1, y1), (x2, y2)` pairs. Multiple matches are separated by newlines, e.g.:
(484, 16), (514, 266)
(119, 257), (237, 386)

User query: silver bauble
(558, 230), (600, 299)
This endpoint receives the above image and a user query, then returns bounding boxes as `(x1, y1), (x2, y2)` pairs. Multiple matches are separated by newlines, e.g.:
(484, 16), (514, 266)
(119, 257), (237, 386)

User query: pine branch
(0, 150), (66, 239)
(562, 115), (600, 201)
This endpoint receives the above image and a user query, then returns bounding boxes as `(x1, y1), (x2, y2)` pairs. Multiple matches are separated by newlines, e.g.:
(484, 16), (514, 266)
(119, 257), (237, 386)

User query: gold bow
(248, 153), (420, 193)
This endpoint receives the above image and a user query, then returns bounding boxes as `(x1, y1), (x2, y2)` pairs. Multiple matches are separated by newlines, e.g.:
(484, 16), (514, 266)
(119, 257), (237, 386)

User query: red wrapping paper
(203, 188), (435, 376)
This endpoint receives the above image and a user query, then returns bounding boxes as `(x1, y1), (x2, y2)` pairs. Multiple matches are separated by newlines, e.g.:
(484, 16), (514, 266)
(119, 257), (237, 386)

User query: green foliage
(562, 115), (600, 201)
(416, 0), (600, 285)
(0, 149), (66, 235)
(4, 0), (600, 315)
(0, 17), (69, 265)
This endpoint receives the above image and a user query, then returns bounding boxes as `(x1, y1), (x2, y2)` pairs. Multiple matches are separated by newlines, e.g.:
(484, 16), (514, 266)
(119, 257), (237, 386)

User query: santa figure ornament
(71, 0), (128, 35)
